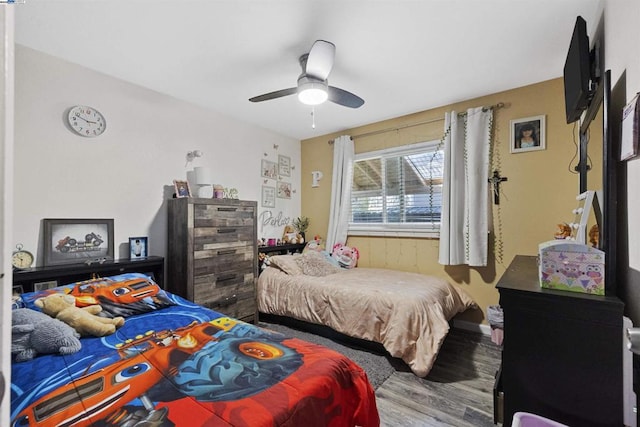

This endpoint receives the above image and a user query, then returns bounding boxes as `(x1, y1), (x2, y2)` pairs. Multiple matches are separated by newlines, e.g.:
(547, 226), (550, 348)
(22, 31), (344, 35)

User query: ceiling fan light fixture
(297, 79), (328, 105)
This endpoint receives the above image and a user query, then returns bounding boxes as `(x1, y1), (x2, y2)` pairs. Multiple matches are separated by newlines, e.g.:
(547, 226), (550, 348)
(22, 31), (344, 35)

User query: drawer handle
(217, 228), (237, 234)
(217, 249), (237, 255)
(208, 295), (237, 309)
(217, 207), (238, 212)
(218, 273), (237, 282)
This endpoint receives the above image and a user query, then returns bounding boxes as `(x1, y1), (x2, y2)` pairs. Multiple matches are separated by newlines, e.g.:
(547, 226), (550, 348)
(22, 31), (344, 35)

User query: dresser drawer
(193, 271), (255, 298)
(196, 284), (256, 321)
(194, 226), (255, 246)
(194, 204), (255, 227)
(194, 245), (254, 275)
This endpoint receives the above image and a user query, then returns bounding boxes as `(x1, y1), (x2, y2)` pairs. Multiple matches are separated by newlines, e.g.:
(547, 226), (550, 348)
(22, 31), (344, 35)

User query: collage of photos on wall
(261, 152), (292, 209)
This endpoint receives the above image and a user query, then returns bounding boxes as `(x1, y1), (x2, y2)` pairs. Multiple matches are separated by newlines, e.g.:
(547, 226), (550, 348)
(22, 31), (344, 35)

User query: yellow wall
(300, 78), (603, 324)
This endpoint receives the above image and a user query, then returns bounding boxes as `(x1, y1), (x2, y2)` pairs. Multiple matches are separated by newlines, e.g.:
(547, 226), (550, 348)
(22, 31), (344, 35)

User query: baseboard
(452, 319), (491, 336)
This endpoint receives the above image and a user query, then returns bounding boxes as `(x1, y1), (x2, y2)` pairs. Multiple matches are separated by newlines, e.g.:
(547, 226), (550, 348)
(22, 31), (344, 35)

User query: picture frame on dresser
(43, 218), (114, 266)
(129, 236), (148, 259)
(173, 179), (191, 198)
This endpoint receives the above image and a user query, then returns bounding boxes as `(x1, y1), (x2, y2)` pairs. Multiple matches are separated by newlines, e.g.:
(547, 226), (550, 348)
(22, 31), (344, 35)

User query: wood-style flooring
(375, 328), (502, 427)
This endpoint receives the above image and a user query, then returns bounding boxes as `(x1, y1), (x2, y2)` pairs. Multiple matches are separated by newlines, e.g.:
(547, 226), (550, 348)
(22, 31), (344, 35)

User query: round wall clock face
(67, 105), (106, 137)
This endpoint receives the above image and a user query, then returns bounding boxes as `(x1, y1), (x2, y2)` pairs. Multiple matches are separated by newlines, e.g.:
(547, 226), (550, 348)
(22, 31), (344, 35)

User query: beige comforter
(257, 260), (476, 377)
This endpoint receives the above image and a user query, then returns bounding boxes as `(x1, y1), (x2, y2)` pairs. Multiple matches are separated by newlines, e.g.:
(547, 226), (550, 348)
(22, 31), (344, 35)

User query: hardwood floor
(375, 328), (502, 427)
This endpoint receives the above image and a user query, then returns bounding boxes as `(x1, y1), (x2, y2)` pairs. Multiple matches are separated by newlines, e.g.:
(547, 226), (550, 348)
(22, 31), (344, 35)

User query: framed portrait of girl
(510, 115), (546, 153)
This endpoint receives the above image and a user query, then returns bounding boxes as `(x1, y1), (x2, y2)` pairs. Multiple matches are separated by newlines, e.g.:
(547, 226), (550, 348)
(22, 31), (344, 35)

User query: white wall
(604, 0), (640, 269)
(601, 0), (640, 325)
(0, 6), (14, 425)
(14, 46), (301, 265)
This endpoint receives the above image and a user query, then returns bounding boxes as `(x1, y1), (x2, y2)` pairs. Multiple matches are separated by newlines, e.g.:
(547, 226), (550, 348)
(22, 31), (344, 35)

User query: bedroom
(1, 0), (640, 426)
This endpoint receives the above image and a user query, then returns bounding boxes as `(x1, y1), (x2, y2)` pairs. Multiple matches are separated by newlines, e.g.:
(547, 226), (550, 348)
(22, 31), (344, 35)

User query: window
(349, 140), (443, 238)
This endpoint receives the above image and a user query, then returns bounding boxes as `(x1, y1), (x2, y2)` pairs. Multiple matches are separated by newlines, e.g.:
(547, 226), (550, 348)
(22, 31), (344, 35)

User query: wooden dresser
(167, 198), (258, 323)
(496, 255), (623, 426)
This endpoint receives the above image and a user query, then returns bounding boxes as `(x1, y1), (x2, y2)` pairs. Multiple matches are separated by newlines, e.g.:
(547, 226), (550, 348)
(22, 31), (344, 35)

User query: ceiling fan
(249, 40), (364, 109)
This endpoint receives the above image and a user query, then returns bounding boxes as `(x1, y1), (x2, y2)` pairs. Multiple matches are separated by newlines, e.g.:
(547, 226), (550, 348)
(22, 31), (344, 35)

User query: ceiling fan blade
(249, 87), (297, 103)
(328, 86), (365, 108)
(305, 40), (335, 80)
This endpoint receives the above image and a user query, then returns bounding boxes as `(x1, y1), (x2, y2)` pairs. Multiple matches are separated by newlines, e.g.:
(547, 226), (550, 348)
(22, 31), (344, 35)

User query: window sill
(348, 226), (440, 239)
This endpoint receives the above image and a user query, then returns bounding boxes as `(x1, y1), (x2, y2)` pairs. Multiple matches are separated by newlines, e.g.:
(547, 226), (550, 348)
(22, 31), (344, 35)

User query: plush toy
(35, 293), (125, 337)
(554, 223), (572, 240)
(589, 224), (599, 248)
(11, 308), (81, 362)
(282, 225), (304, 244)
(331, 243), (360, 269)
(303, 238), (324, 252)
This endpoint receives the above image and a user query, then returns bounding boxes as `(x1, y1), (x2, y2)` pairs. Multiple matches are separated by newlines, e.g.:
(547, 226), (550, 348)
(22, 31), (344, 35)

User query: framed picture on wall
(43, 218), (114, 266)
(278, 155), (291, 177)
(261, 186), (276, 208)
(129, 236), (148, 259)
(261, 159), (277, 179)
(277, 181), (291, 199)
(510, 115), (546, 153)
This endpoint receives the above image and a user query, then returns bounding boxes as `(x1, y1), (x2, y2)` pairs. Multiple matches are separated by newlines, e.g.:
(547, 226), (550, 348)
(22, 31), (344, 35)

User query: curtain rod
(327, 102), (506, 144)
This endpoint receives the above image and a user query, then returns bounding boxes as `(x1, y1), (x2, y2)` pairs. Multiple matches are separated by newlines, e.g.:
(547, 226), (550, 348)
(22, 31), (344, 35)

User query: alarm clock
(12, 243), (34, 270)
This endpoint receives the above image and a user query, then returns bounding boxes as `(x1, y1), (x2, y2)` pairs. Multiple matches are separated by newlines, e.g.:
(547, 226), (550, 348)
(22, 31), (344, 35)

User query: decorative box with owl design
(538, 240), (605, 295)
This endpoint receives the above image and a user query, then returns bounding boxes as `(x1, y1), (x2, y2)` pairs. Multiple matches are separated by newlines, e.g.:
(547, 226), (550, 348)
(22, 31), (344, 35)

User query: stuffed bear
(35, 293), (125, 337)
(331, 243), (360, 269)
(12, 308), (81, 362)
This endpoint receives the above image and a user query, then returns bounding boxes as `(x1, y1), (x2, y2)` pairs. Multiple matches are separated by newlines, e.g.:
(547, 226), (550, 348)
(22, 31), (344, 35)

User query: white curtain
(438, 107), (493, 266)
(326, 135), (354, 250)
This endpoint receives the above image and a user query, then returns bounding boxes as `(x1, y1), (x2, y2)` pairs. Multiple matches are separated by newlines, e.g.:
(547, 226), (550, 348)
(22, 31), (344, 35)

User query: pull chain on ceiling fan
(249, 40), (364, 109)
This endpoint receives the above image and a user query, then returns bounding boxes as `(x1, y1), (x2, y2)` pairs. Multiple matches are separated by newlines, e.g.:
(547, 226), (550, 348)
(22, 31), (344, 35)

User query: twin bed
(258, 254), (476, 377)
(10, 273), (378, 427)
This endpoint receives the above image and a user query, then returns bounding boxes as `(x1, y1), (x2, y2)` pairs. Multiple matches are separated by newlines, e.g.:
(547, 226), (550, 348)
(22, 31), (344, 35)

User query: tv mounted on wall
(563, 16), (593, 124)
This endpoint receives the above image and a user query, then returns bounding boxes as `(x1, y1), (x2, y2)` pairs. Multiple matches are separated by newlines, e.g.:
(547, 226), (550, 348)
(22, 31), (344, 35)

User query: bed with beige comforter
(257, 255), (476, 377)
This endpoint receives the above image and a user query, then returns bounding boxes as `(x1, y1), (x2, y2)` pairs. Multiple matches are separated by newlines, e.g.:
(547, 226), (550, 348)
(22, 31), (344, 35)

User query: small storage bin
(539, 240), (605, 295)
(511, 412), (568, 427)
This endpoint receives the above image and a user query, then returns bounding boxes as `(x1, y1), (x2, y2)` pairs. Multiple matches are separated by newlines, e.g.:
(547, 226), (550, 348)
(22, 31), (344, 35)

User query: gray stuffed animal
(12, 307), (82, 362)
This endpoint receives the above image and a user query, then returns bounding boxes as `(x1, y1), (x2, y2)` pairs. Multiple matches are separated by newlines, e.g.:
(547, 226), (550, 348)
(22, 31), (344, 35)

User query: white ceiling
(15, 0), (601, 141)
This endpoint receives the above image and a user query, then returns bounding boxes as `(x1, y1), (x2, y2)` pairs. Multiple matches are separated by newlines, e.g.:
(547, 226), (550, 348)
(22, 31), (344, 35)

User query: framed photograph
(277, 181), (291, 199)
(12, 285), (24, 296)
(510, 115), (546, 153)
(34, 280), (58, 292)
(262, 185), (276, 208)
(129, 236), (148, 259)
(173, 179), (191, 198)
(261, 159), (277, 179)
(278, 155), (291, 177)
(43, 218), (114, 266)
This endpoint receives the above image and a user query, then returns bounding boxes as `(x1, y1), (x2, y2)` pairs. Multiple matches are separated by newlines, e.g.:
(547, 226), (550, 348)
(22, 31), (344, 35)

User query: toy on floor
(35, 293), (125, 337)
(11, 307), (81, 361)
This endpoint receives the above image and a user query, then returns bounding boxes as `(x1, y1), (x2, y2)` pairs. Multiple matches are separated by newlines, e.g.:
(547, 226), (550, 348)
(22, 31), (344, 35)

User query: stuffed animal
(589, 224), (599, 248)
(11, 308), (81, 362)
(303, 238), (324, 252)
(331, 243), (360, 269)
(282, 225), (304, 244)
(35, 293), (125, 337)
(554, 223), (572, 239)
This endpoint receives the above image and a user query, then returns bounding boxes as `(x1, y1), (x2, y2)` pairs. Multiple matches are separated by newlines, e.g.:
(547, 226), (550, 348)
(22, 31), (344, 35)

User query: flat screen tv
(563, 16), (592, 124)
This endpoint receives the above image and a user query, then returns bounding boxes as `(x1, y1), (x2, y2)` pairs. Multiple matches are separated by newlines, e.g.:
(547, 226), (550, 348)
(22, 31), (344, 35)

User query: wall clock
(67, 105), (106, 137)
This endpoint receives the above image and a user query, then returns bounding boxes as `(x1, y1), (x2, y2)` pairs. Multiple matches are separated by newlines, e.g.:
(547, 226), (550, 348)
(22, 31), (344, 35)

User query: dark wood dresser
(496, 255), (623, 427)
(167, 198), (258, 323)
